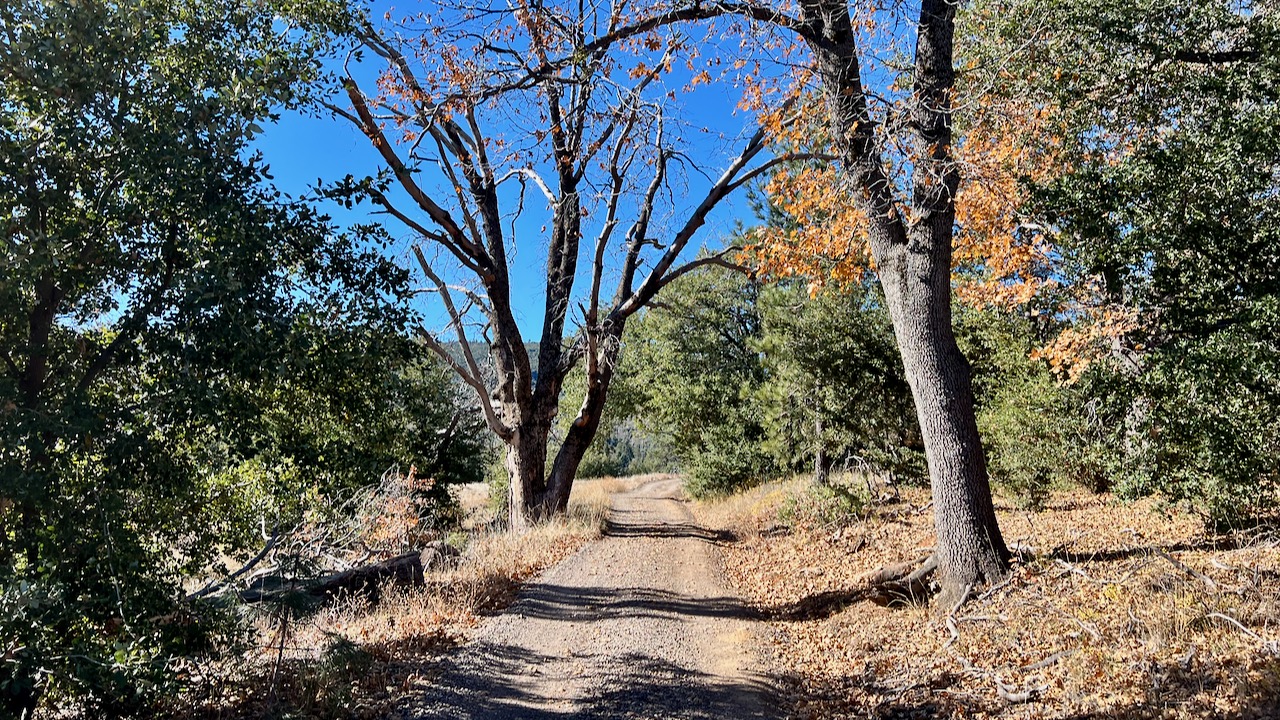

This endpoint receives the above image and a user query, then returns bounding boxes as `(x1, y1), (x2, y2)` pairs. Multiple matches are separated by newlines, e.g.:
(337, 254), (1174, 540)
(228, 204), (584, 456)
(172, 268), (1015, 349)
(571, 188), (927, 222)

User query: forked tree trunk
(504, 372), (612, 527)
(346, 13), (787, 535)
(542, 336), (622, 515)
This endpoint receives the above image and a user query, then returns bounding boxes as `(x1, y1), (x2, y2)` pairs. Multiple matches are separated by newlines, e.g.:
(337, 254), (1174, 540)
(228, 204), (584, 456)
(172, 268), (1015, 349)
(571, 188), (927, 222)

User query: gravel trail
(394, 476), (779, 720)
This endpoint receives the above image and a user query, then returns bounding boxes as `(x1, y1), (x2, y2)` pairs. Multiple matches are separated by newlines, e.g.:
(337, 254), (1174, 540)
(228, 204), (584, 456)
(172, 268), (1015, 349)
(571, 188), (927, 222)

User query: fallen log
(863, 553), (938, 606)
(239, 542), (460, 604)
(309, 551), (426, 600)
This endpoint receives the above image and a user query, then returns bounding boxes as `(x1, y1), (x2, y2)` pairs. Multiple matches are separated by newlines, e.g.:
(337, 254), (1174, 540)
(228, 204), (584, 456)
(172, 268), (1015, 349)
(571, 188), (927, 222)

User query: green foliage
(617, 259), (924, 496)
(683, 416), (775, 497)
(965, 0), (1280, 525)
(0, 0), (478, 713)
(1108, 319), (1280, 528)
(958, 310), (1107, 509)
(622, 263), (777, 496)
(755, 282), (924, 481)
(554, 351), (674, 479)
(778, 481), (868, 530)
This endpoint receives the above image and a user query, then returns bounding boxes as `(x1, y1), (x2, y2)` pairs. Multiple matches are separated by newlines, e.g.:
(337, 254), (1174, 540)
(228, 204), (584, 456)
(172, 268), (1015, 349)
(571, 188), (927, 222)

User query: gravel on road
(393, 477), (780, 720)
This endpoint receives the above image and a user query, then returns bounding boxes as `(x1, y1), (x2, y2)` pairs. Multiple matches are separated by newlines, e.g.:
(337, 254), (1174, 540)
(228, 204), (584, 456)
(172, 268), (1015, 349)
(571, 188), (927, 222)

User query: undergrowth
(164, 475), (643, 720)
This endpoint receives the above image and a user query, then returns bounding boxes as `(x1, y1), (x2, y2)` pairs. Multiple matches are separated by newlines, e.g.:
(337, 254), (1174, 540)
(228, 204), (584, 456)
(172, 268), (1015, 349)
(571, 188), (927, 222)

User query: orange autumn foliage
(750, 95), (1061, 300)
(748, 93), (1137, 380)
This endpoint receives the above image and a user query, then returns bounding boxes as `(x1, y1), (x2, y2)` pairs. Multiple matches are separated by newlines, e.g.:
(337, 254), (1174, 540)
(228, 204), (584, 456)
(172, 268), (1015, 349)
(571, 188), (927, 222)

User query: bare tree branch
(411, 244), (511, 439)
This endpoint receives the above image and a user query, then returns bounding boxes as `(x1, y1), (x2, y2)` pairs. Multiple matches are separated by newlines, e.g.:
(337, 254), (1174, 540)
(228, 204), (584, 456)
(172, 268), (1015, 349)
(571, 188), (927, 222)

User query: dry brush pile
(168, 474), (646, 720)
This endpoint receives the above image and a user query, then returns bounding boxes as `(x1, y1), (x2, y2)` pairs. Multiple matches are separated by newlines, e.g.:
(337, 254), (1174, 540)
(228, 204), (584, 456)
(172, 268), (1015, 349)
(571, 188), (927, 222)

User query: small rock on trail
(393, 477), (779, 720)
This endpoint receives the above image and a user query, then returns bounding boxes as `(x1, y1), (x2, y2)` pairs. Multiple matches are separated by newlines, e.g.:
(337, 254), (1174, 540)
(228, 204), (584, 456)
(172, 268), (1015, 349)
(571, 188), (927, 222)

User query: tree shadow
(507, 582), (764, 622)
(762, 587), (878, 621)
(402, 643), (780, 719)
(601, 506), (739, 544)
(1043, 537), (1254, 564)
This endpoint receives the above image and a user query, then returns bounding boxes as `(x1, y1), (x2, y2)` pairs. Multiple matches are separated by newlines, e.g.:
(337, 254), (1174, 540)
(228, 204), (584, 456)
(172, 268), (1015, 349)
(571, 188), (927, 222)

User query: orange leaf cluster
(952, 100), (1064, 308)
(1029, 305), (1141, 382)
(748, 90), (1148, 379)
(749, 164), (874, 290)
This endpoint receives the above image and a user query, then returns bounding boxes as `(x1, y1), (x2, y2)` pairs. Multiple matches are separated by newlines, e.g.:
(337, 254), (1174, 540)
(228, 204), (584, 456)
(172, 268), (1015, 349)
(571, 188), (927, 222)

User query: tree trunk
(801, 0), (1010, 603)
(504, 423), (550, 530)
(813, 384), (828, 484)
(542, 330), (624, 515)
(878, 237), (1010, 605)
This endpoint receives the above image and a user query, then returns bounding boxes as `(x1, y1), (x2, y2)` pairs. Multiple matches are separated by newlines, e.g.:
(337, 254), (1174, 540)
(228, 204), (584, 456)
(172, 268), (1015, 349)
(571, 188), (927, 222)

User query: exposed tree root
(764, 553), (940, 620)
(862, 553), (938, 606)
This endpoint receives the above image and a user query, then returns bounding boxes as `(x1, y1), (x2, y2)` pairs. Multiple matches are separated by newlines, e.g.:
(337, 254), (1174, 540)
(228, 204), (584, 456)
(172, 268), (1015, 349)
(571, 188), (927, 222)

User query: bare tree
(480, 0), (1011, 600)
(325, 4), (819, 527)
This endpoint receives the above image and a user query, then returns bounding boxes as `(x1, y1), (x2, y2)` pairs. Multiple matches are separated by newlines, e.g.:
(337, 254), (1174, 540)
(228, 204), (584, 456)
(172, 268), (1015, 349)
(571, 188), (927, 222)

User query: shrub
(778, 481), (867, 529)
(683, 421), (775, 498)
(1109, 327), (1280, 529)
(980, 371), (1106, 510)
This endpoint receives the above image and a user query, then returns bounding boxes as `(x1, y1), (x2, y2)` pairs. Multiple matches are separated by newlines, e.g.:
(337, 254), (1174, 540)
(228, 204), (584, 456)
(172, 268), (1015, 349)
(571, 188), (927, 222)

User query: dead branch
(944, 614), (960, 650)
(1022, 649), (1077, 671)
(995, 675), (1048, 704)
(239, 544), (460, 605)
(187, 531), (281, 600)
(1207, 612), (1280, 656)
(863, 553), (938, 606)
(975, 573), (1016, 602)
(1035, 601), (1103, 641)
(1156, 549), (1219, 592)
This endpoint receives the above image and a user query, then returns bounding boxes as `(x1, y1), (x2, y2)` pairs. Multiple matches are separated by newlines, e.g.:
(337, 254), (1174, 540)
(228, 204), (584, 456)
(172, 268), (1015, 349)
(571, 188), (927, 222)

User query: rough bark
(878, 238), (1010, 602)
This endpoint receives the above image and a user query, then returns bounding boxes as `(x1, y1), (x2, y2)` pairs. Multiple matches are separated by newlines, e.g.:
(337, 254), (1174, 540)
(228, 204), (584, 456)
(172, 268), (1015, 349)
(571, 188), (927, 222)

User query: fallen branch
(1036, 602), (1103, 641)
(863, 553), (938, 606)
(240, 544), (460, 604)
(766, 553), (940, 619)
(944, 615), (960, 650)
(995, 675), (1048, 704)
(1022, 649), (1076, 671)
(1156, 549), (1218, 592)
(1207, 612), (1280, 656)
(188, 532), (281, 601)
(975, 573), (1016, 602)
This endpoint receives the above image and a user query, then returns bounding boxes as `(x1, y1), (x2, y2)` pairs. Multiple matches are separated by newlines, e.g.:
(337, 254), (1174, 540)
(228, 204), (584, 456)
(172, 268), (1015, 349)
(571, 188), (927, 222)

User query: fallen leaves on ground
(693, 477), (1280, 720)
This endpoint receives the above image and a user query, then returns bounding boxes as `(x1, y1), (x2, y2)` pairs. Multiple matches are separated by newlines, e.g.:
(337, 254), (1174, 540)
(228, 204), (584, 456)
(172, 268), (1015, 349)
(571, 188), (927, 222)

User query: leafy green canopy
(0, 0), (479, 712)
(966, 0), (1280, 524)
(616, 259), (924, 497)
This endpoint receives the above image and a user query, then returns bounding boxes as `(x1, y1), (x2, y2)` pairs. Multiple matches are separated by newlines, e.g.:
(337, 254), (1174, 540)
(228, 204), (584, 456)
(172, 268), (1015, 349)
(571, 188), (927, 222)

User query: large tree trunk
(504, 424), (550, 530)
(801, 0), (1010, 602)
(878, 235), (1010, 604)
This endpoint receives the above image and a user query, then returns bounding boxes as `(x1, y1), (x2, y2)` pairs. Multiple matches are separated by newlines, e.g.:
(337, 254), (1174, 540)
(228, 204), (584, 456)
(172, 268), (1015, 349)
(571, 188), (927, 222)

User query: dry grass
(692, 478), (1280, 720)
(176, 476), (639, 719)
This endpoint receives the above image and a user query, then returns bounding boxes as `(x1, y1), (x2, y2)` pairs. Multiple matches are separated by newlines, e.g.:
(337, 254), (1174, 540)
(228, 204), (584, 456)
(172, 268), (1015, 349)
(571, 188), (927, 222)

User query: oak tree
(324, 3), (818, 526)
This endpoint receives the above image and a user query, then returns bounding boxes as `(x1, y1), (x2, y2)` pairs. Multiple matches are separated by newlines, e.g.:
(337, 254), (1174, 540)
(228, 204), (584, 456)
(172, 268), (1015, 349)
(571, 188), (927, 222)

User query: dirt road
(394, 476), (779, 719)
